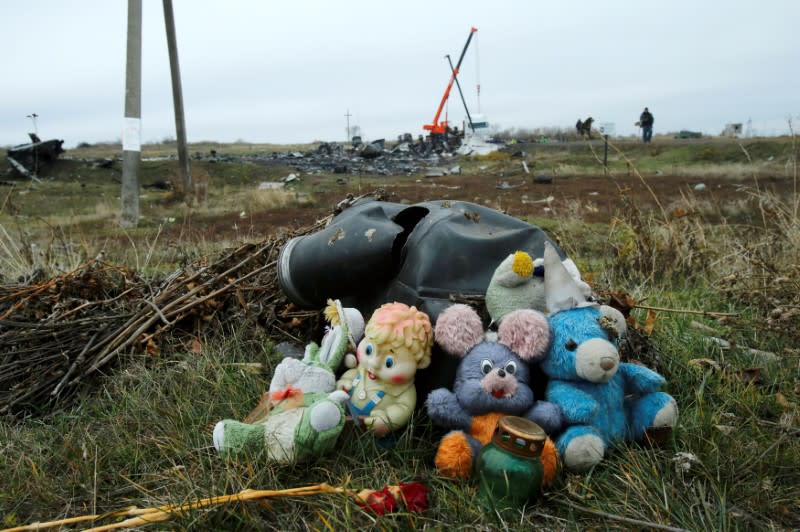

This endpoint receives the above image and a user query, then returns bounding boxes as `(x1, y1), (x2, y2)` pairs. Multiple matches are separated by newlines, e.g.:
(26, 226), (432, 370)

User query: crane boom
(423, 27), (477, 136)
(447, 54), (474, 132)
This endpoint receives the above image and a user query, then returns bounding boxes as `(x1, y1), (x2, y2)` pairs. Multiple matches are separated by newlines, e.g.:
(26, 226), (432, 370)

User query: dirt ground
(202, 170), (795, 241)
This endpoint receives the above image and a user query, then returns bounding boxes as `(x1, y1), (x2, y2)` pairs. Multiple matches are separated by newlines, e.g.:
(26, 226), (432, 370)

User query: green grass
(507, 136), (796, 178)
(2, 287), (796, 529)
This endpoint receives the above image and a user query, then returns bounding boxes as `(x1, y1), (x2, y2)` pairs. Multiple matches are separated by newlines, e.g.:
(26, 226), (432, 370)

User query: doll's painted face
(356, 338), (418, 385)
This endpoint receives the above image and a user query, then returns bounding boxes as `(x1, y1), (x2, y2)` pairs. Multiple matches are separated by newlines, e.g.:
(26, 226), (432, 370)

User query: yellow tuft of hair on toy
(323, 299), (340, 326)
(511, 250), (534, 278)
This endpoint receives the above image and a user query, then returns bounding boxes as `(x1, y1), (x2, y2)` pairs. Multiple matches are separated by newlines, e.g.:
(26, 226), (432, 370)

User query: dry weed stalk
(715, 124), (799, 341)
(5, 480), (429, 531)
(589, 135), (799, 313)
(3, 483), (350, 531)
(585, 137), (718, 284)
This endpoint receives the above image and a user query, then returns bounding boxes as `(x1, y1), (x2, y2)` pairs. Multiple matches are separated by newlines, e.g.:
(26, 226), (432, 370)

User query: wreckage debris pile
(203, 138), (463, 176)
(0, 223), (328, 416)
(5, 134), (66, 179)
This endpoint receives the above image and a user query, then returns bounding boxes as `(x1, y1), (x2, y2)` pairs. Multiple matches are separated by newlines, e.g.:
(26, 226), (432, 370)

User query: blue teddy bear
(540, 242), (678, 472)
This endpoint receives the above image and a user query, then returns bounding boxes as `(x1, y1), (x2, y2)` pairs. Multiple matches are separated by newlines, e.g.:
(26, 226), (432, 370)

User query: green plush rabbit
(213, 300), (364, 463)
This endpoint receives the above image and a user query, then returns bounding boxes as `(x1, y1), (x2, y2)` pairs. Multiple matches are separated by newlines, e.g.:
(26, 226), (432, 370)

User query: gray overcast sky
(2, 1), (798, 149)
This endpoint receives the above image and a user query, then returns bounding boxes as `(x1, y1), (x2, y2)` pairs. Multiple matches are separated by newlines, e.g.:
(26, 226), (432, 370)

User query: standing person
(639, 107), (654, 143)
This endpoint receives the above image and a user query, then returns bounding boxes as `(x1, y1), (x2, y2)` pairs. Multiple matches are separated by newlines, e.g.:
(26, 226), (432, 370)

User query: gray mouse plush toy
(425, 304), (563, 478)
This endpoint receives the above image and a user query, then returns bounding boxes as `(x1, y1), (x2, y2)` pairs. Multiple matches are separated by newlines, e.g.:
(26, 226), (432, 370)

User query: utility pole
(163, 0), (193, 205)
(120, 0), (142, 228)
(345, 109), (352, 142)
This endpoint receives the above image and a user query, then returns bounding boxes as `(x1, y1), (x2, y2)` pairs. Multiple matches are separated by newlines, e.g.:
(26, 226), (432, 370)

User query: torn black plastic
(278, 198), (564, 322)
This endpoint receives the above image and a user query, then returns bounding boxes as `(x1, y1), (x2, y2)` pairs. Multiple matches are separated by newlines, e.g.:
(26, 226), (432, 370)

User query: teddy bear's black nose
(497, 369), (506, 378)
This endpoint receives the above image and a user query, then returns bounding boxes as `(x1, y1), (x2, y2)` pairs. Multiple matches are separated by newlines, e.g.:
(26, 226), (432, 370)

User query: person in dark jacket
(639, 107), (654, 143)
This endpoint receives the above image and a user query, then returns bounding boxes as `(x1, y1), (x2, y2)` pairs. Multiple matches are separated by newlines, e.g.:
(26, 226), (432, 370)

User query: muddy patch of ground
(178, 171), (794, 244)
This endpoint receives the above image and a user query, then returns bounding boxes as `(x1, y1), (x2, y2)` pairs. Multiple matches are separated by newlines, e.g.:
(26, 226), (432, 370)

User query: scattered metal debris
(522, 195), (555, 205)
(425, 168), (447, 178)
(496, 180), (525, 190)
(190, 137), (466, 177)
(258, 181), (285, 190)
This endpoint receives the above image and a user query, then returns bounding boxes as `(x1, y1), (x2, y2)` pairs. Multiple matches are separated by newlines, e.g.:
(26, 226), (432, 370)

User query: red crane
(423, 27), (477, 137)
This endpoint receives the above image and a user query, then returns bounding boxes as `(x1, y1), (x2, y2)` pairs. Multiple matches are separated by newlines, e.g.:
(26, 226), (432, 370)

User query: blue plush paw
(557, 425), (605, 472)
(626, 392), (678, 441)
(620, 363), (666, 393)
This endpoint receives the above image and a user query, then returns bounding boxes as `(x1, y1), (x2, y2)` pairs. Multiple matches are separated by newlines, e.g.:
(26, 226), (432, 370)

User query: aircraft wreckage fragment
(5, 133), (65, 181)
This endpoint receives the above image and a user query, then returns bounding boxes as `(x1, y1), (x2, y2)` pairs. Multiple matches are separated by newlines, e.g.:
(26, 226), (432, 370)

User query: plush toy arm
(618, 363), (666, 394)
(425, 388), (472, 431)
(343, 353), (357, 369)
(302, 341), (319, 362)
(547, 380), (598, 424)
(522, 400), (564, 435)
(322, 325), (351, 370)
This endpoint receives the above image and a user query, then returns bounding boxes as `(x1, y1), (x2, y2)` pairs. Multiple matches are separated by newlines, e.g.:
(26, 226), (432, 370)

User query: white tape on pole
(123, 117), (141, 152)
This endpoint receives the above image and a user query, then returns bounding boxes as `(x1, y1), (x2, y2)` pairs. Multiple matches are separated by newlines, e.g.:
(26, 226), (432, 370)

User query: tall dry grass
(603, 132), (800, 344)
(0, 223), (88, 282)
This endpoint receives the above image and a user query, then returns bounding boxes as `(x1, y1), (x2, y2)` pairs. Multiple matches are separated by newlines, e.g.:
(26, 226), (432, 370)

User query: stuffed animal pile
(213, 237), (679, 506)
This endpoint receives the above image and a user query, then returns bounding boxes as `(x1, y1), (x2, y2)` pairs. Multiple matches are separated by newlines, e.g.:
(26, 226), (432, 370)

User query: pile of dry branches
(0, 220), (330, 416)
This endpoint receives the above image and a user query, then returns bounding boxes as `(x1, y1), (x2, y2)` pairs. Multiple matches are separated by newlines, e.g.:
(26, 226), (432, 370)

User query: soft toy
(426, 304), (562, 480)
(539, 241), (679, 472)
(336, 302), (433, 437)
(213, 299), (364, 463)
(485, 249), (592, 325)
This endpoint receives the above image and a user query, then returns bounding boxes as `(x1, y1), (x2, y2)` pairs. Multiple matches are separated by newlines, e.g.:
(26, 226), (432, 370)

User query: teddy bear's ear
(434, 304), (484, 357)
(598, 305), (627, 339)
(498, 309), (551, 361)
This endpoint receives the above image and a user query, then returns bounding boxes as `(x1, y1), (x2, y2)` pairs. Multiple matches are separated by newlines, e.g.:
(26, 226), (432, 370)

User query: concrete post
(163, 0), (193, 205)
(120, 0), (142, 228)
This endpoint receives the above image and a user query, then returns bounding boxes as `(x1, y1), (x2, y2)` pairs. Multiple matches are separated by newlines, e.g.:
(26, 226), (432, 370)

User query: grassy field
(1, 137), (798, 530)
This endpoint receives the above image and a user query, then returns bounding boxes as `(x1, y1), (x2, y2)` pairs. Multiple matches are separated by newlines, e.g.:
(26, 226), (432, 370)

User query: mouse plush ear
(434, 304), (484, 357)
(497, 309), (551, 361)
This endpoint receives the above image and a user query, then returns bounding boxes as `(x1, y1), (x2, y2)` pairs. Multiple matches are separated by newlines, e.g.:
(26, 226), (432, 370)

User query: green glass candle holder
(475, 416), (547, 510)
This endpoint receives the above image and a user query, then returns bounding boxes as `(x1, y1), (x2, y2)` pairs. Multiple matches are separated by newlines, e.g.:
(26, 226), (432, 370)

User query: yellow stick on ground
(2, 483), (351, 532)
